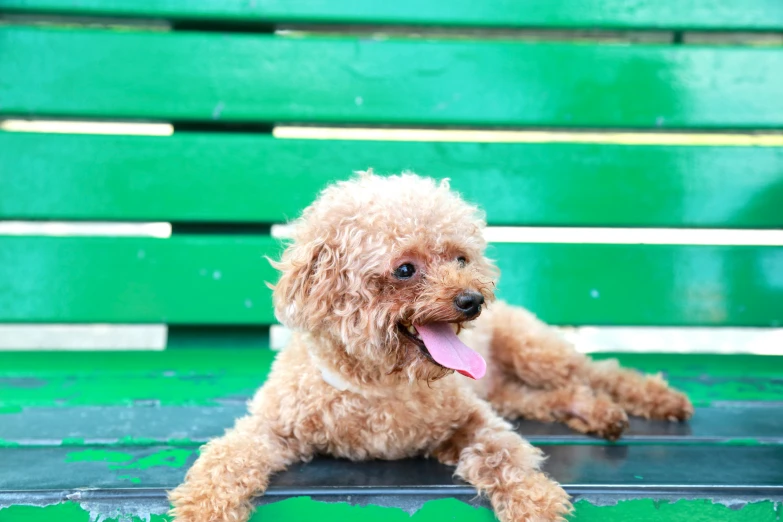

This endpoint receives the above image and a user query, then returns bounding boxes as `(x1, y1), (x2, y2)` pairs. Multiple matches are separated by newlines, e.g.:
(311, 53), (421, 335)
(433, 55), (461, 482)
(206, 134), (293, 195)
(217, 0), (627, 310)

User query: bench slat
(0, 492), (779, 522)
(0, 238), (781, 325)
(2, 0), (782, 31)
(2, 350), (780, 411)
(3, 445), (782, 493)
(3, 132), (782, 227)
(3, 27), (783, 128)
(4, 405), (782, 447)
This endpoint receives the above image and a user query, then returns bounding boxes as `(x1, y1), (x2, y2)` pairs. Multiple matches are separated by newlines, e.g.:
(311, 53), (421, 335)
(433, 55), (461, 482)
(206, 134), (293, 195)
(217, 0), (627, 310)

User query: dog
(170, 171), (693, 521)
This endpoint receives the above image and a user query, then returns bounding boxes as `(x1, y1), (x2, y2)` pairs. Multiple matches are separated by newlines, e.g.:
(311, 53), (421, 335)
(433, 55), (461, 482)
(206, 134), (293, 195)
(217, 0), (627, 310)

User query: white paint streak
(274, 224), (783, 247)
(0, 221), (172, 238)
(273, 126), (783, 146)
(1, 119), (173, 136)
(273, 324), (783, 355)
(0, 324), (167, 351)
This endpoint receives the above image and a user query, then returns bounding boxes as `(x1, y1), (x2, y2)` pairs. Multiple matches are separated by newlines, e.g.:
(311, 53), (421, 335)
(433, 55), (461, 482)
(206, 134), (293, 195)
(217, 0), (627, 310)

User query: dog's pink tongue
(415, 322), (487, 380)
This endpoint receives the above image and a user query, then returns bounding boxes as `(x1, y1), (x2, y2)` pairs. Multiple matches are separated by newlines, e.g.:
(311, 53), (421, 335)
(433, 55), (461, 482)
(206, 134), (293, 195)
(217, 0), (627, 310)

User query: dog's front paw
(496, 472), (572, 522)
(169, 482), (252, 522)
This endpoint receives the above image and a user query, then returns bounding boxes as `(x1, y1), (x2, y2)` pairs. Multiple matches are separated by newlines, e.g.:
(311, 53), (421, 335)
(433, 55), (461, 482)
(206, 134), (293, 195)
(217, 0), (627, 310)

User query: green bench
(1, 1), (782, 520)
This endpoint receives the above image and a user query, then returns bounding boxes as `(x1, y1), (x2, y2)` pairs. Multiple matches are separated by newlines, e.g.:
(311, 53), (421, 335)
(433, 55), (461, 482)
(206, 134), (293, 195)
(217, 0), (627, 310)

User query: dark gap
(170, 223), (274, 236)
(673, 31), (684, 44)
(167, 325), (271, 350)
(3, 13), (780, 42)
(173, 121), (275, 134)
(171, 19), (276, 35)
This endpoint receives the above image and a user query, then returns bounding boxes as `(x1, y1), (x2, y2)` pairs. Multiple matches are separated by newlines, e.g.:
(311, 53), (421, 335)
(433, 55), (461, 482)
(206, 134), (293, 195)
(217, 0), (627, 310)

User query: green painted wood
(491, 243), (783, 326)
(1, 351), (780, 409)
(0, 498), (778, 522)
(3, 27), (783, 128)
(2, 131), (782, 228)
(3, 445), (783, 491)
(0, 348), (276, 409)
(2, 0), (782, 31)
(0, 236), (281, 325)
(1, 237), (781, 325)
(4, 404), (782, 447)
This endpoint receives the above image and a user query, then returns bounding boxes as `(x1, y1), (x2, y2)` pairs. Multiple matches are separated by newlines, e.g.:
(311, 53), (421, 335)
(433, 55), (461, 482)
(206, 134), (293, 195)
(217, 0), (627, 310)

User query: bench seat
(1, 350), (782, 521)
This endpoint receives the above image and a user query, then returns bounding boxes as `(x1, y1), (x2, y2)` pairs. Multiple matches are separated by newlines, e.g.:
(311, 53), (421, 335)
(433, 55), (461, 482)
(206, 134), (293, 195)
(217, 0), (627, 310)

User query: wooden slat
(2, 131), (782, 227)
(0, 237), (780, 326)
(3, 27), (783, 128)
(2, 350), (780, 410)
(0, 491), (780, 522)
(2, 0), (782, 31)
(5, 405), (782, 447)
(2, 445), (782, 497)
(0, 236), (281, 325)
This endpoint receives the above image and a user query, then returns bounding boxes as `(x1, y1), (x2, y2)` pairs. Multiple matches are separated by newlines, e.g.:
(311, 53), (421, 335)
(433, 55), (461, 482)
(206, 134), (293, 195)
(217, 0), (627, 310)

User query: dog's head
(272, 171), (497, 382)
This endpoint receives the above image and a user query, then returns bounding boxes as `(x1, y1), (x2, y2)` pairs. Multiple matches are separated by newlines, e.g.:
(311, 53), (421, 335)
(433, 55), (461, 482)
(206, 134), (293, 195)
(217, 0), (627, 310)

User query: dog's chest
(315, 389), (468, 460)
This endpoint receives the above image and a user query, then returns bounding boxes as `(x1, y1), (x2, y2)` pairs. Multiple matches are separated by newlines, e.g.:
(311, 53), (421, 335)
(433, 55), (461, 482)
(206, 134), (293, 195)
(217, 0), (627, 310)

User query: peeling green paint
(2, 351), (780, 409)
(65, 449), (135, 464)
(0, 497), (779, 522)
(535, 438), (778, 447)
(111, 449), (194, 471)
(65, 448), (194, 470)
(0, 349), (274, 408)
(116, 475), (142, 484)
(572, 498), (780, 521)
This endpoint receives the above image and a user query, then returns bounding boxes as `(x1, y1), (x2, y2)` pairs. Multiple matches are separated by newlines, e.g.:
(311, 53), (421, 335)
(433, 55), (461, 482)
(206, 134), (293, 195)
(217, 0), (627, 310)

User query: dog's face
(273, 172), (497, 382)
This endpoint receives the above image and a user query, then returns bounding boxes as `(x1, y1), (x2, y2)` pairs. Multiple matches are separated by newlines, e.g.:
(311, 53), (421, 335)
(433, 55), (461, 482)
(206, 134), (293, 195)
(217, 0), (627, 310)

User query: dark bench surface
(1, 350), (782, 521)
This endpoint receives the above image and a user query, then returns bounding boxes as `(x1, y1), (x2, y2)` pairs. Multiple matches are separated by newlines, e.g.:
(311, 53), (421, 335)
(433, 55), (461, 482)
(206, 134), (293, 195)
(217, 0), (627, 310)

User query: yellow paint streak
(274, 126), (783, 146)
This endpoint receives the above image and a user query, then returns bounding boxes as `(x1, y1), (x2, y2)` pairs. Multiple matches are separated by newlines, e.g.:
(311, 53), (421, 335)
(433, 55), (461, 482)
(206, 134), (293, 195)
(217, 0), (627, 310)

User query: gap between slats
(2, 15), (783, 46)
(4, 120), (783, 146)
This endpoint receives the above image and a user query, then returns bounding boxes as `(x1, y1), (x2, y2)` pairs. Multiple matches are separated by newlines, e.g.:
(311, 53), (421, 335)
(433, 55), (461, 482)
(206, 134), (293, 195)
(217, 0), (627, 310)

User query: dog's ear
(270, 236), (333, 330)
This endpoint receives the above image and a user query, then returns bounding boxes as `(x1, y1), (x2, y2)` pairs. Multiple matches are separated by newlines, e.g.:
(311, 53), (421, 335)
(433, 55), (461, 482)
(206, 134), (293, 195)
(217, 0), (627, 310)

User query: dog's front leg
(169, 414), (308, 522)
(433, 405), (571, 522)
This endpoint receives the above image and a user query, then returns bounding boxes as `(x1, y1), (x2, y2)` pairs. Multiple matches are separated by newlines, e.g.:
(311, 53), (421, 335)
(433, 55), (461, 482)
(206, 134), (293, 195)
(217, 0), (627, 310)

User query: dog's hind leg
(487, 376), (628, 440)
(483, 301), (693, 425)
(483, 300), (588, 390)
(583, 358), (693, 421)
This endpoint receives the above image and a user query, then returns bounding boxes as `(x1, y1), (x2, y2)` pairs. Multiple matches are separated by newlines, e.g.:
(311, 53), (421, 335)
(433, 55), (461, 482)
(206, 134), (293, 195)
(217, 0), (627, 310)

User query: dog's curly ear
(269, 236), (333, 330)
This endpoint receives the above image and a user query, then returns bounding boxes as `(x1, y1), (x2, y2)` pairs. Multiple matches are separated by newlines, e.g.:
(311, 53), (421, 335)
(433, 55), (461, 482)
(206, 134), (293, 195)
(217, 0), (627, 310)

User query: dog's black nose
(453, 291), (485, 317)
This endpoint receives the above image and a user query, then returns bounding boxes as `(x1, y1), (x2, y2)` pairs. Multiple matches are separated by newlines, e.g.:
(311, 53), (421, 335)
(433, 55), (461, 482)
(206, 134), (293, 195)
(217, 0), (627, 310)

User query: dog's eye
(457, 256), (468, 267)
(393, 263), (416, 280)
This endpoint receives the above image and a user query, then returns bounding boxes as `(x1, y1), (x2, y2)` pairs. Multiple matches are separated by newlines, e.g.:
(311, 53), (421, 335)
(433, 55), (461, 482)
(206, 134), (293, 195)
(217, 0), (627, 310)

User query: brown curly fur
(170, 171), (693, 522)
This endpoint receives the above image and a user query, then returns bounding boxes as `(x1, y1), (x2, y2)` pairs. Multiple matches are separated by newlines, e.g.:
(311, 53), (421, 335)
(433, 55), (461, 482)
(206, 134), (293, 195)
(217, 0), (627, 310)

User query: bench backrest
(1, 2), (782, 349)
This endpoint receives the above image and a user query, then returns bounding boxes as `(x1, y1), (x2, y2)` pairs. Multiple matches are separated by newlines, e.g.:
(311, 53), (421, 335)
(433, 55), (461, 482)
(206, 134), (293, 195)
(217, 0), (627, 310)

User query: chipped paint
(65, 449), (136, 465)
(80, 500), (165, 522)
(0, 497), (779, 522)
(111, 449), (194, 471)
(65, 448), (194, 471)
(2, 351), (781, 410)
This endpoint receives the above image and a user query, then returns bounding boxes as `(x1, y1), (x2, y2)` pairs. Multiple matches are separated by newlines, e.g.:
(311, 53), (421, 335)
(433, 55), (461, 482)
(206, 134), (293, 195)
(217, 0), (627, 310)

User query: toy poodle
(170, 171), (693, 522)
